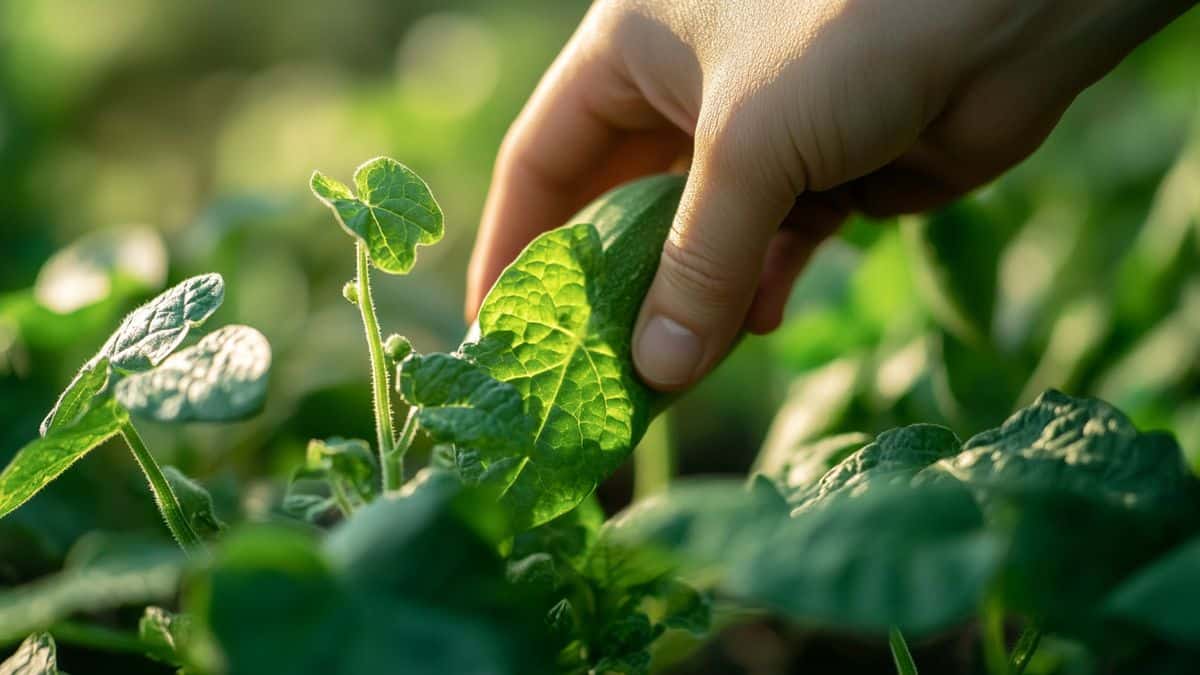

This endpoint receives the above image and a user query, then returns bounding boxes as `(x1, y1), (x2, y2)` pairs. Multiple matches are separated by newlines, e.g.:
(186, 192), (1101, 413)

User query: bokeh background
(0, 1), (1197, 673)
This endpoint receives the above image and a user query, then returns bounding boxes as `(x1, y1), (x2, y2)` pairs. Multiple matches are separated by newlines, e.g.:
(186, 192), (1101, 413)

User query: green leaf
(0, 538), (184, 642)
(284, 438), (379, 521)
(0, 399), (128, 520)
(0, 633), (61, 675)
(39, 273), (225, 434)
(138, 606), (193, 665)
(731, 482), (1002, 635)
(930, 389), (1195, 514)
(115, 325), (271, 423)
(39, 356), (110, 436)
(310, 157), (444, 275)
(402, 174), (685, 530)
(163, 467), (226, 539)
(1105, 535), (1200, 645)
(102, 273), (225, 372)
(649, 579), (710, 635)
(792, 424), (961, 510)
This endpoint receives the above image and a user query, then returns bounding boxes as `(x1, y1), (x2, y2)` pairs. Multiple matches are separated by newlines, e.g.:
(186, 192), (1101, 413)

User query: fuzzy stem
(889, 626), (919, 675)
(120, 422), (203, 556)
(355, 242), (398, 491)
(392, 405), (420, 484)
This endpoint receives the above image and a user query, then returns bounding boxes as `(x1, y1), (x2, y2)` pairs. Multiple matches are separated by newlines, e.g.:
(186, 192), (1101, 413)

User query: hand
(466, 0), (1193, 391)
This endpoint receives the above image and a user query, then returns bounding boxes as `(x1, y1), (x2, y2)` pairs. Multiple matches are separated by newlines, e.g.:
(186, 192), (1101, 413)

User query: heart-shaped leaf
(311, 157), (444, 274)
(115, 325), (271, 423)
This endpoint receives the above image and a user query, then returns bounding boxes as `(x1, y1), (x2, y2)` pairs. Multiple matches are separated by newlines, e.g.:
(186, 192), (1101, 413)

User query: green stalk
(981, 595), (1009, 675)
(120, 422), (203, 556)
(889, 626), (919, 675)
(1008, 623), (1042, 675)
(633, 415), (674, 500)
(355, 242), (398, 491)
(50, 620), (170, 660)
(393, 405), (420, 480)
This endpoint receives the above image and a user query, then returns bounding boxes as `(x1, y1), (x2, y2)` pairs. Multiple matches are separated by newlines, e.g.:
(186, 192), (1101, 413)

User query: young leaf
(310, 157), (444, 275)
(163, 467), (226, 538)
(1105, 535), (1200, 645)
(0, 633), (61, 675)
(138, 606), (193, 665)
(38, 356), (110, 436)
(401, 174), (686, 530)
(930, 389), (1195, 514)
(0, 399), (128, 520)
(793, 424), (961, 511)
(115, 325), (271, 423)
(284, 438), (379, 521)
(39, 273), (225, 434)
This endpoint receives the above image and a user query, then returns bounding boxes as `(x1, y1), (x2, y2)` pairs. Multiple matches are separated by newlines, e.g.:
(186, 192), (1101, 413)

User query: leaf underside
(115, 324), (271, 423)
(311, 157), (444, 275)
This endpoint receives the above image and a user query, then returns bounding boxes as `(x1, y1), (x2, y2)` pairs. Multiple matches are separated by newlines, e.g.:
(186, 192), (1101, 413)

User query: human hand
(466, 0), (1193, 391)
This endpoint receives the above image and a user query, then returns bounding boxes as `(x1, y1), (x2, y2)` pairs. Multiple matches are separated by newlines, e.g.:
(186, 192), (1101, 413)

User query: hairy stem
(633, 415), (674, 500)
(120, 422), (203, 556)
(1008, 623), (1042, 675)
(889, 626), (919, 675)
(355, 242), (398, 491)
(392, 405), (420, 482)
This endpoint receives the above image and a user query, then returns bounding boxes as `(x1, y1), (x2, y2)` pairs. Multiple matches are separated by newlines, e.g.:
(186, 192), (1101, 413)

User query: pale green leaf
(138, 606), (193, 665)
(0, 399), (128, 520)
(0, 633), (61, 675)
(115, 324), (271, 423)
(34, 224), (166, 314)
(163, 467), (226, 538)
(310, 157), (443, 274)
(39, 356), (110, 436)
(102, 273), (225, 372)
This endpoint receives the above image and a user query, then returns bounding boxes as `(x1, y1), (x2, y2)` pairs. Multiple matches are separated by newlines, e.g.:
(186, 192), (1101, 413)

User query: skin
(467, 0), (1197, 392)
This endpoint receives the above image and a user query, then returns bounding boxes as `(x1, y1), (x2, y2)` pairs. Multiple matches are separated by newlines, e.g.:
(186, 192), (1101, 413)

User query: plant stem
(1008, 623), (1042, 675)
(633, 415), (674, 500)
(355, 242), (398, 491)
(119, 422), (203, 556)
(981, 595), (1009, 675)
(889, 626), (919, 675)
(392, 405), (420, 482)
(50, 620), (169, 660)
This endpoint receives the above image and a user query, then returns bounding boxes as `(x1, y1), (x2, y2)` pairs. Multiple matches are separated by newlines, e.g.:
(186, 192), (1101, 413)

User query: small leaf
(39, 356), (110, 436)
(0, 633), (61, 675)
(103, 273), (225, 372)
(929, 389), (1195, 514)
(139, 606), (193, 665)
(0, 399), (128, 520)
(650, 579), (711, 635)
(115, 325), (271, 423)
(1105, 535), (1200, 645)
(311, 157), (444, 275)
(163, 467), (226, 539)
(793, 424), (961, 511)
(284, 438), (379, 522)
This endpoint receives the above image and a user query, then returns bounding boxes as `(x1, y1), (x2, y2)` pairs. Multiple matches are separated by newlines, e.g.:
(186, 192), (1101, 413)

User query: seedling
(0, 273), (271, 555)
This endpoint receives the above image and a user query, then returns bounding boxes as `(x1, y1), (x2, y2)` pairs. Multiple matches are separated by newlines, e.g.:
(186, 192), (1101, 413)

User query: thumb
(633, 136), (794, 391)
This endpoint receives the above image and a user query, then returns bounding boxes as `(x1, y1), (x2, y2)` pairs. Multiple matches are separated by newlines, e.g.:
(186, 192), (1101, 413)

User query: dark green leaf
(930, 389), (1195, 514)
(0, 399), (128, 520)
(0, 634), (61, 675)
(310, 157), (444, 275)
(163, 467), (226, 539)
(649, 579), (710, 635)
(285, 438), (379, 522)
(1106, 535), (1200, 645)
(115, 324), (271, 423)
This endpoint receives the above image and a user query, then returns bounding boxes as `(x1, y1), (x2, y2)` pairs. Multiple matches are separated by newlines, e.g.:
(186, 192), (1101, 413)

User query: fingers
(632, 135), (796, 391)
(465, 14), (678, 320)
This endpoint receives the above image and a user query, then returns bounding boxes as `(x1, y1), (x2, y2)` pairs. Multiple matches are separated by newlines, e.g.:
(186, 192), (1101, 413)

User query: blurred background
(0, 1), (1197, 673)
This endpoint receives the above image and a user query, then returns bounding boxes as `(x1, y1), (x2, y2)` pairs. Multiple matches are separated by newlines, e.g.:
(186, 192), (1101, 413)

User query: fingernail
(635, 315), (702, 387)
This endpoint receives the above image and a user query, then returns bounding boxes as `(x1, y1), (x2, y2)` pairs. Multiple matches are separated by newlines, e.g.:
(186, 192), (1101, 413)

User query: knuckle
(658, 236), (744, 309)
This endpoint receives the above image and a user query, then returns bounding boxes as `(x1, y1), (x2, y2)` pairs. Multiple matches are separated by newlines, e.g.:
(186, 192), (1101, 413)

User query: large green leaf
(792, 424), (961, 510)
(39, 273), (225, 434)
(0, 538), (184, 642)
(0, 634), (61, 675)
(401, 175), (685, 530)
(1105, 535), (1200, 645)
(929, 389), (1195, 514)
(0, 399), (128, 520)
(310, 157), (443, 274)
(114, 324), (271, 423)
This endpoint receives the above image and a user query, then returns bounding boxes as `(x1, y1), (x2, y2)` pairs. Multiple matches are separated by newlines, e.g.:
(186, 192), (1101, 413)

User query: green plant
(2, 158), (1199, 675)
